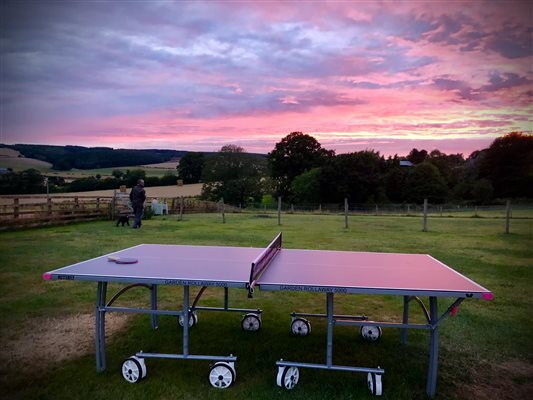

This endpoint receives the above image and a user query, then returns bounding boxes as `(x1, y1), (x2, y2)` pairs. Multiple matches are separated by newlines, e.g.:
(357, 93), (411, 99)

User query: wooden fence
(0, 196), (114, 229)
(2, 194), (527, 231)
(0, 195), (231, 230)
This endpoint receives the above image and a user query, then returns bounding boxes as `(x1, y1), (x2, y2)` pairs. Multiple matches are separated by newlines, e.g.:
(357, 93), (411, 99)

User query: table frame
(95, 281), (261, 372)
(272, 290), (466, 398)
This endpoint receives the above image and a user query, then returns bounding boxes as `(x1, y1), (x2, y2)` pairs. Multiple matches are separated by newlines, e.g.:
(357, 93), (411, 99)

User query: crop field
(0, 155), (53, 171)
(47, 162), (180, 179)
(0, 184), (203, 206)
(0, 214), (531, 399)
(0, 152), (178, 179)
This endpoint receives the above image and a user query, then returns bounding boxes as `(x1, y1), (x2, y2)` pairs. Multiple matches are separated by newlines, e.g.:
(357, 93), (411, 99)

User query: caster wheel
(179, 311), (198, 328)
(121, 356), (147, 383)
(291, 318), (311, 336)
(367, 372), (383, 396)
(209, 361), (236, 389)
(241, 313), (261, 332)
(276, 365), (299, 389)
(361, 325), (382, 342)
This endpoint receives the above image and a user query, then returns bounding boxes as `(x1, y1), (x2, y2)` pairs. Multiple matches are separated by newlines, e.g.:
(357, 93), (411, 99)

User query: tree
(451, 158), (494, 204)
(0, 169), (45, 194)
(406, 148), (428, 164)
(470, 179), (494, 204)
(159, 172), (179, 186)
(478, 132), (533, 198)
(201, 145), (266, 204)
(177, 152), (205, 184)
(291, 168), (321, 203)
(427, 151), (465, 189)
(404, 161), (448, 203)
(385, 167), (408, 203)
(112, 170), (125, 179)
(320, 151), (387, 203)
(268, 132), (334, 199)
(124, 169), (146, 187)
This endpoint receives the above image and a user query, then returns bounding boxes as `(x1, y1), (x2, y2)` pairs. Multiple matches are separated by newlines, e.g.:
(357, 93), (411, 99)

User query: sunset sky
(1, 0), (532, 157)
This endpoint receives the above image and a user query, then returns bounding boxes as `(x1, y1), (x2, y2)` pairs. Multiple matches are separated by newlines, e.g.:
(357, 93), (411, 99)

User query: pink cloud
(2, 1), (531, 158)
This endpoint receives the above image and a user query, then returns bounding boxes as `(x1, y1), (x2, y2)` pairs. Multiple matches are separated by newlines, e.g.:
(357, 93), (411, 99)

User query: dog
(116, 215), (130, 227)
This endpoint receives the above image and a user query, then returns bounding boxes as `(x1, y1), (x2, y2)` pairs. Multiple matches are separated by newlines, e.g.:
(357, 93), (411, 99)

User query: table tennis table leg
(224, 287), (229, 309)
(426, 297), (439, 398)
(401, 295), (410, 345)
(326, 292), (334, 368)
(95, 281), (108, 372)
(183, 285), (189, 358)
(151, 284), (158, 330)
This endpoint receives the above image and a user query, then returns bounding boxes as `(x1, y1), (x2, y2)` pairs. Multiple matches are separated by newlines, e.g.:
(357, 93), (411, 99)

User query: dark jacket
(129, 185), (146, 208)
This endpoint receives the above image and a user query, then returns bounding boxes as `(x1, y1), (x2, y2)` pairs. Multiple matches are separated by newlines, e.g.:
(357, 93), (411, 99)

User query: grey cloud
(349, 79), (425, 89)
(433, 77), (481, 101)
(480, 72), (531, 91)
(485, 25), (533, 59)
(433, 71), (532, 102)
(424, 13), (467, 44)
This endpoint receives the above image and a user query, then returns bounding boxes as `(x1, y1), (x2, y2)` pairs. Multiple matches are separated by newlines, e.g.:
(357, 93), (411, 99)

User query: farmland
(0, 184), (203, 206)
(0, 151), (53, 171)
(0, 147), (180, 180)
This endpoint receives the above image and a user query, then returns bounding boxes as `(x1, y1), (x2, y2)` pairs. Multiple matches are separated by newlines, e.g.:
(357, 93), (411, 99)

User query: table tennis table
(43, 232), (493, 397)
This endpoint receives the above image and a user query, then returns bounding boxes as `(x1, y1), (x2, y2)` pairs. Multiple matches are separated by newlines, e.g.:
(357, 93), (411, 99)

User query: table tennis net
(247, 232), (282, 297)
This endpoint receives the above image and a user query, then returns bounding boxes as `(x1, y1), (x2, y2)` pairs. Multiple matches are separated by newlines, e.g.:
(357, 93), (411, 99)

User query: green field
(0, 156), (54, 171)
(1, 214), (531, 399)
(0, 156), (177, 178)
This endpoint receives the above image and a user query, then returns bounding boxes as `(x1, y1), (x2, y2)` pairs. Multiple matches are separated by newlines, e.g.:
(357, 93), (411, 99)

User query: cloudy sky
(1, 0), (532, 156)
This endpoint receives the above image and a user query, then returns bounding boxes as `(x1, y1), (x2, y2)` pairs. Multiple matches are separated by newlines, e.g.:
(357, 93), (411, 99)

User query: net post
(247, 232), (282, 298)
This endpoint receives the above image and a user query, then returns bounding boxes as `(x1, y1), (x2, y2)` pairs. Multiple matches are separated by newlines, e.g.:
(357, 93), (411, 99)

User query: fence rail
(238, 202), (533, 219)
(0, 195), (231, 229)
(1, 193), (531, 231)
(0, 196), (114, 229)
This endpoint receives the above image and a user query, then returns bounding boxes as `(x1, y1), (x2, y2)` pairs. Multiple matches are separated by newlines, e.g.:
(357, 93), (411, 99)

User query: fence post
(505, 200), (511, 234)
(375, 204), (379, 216)
(220, 198), (226, 223)
(14, 198), (19, 219)
(47, 197), (52, 216)
(407, 204), (410, 216)
(96, 197), (100, 210)
(344, 198), (349, 229)
(277, 197), (281, 226)
(110, 190), (116, 218)
(422, 198), (428, 232)
(74, 197), (79, 210)
(179, 196), (184, 221)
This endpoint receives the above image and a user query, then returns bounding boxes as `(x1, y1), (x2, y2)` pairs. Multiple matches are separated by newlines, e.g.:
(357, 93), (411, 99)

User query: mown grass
(0, 213), (531, 399)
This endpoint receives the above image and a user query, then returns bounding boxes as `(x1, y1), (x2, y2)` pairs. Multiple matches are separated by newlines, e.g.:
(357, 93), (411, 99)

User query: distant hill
(1, 144), (188, 171)
(0, 144), (267, 171)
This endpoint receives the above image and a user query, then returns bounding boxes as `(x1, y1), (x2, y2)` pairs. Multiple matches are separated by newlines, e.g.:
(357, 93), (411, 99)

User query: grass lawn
(1, 213), (532, 399)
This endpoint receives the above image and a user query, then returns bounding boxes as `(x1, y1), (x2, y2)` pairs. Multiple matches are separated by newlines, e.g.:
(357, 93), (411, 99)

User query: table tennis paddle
(108, 256), (138, 264)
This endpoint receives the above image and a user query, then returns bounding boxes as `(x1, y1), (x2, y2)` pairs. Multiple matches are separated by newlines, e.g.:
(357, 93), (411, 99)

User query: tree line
(178, 131), (532, 205)
(0, 169), (179, 195)
(2, 132), (531, 204)
(2, 144), (186, 170)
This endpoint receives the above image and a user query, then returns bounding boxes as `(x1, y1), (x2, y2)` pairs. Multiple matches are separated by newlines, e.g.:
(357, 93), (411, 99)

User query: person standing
(129, 179), (146, 229)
